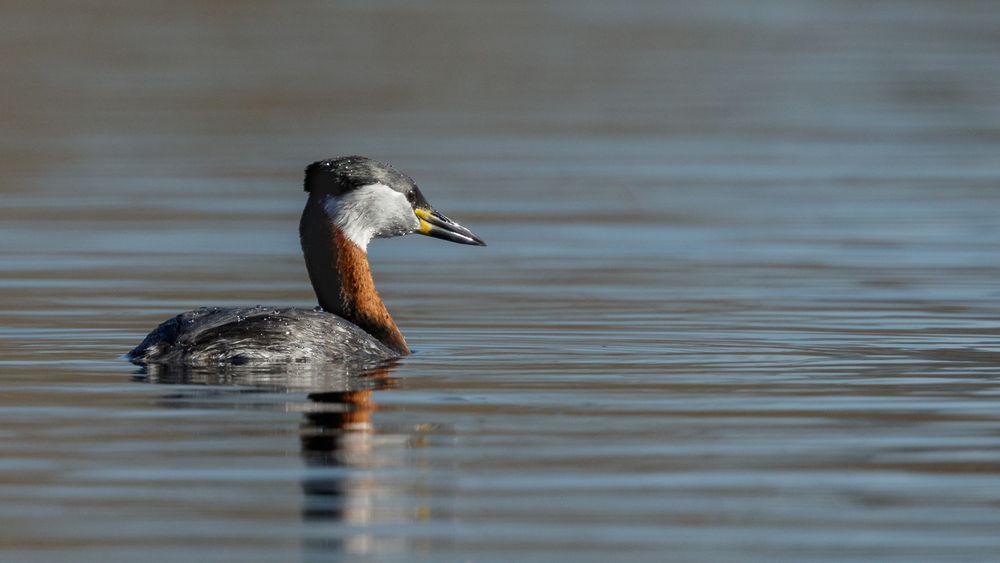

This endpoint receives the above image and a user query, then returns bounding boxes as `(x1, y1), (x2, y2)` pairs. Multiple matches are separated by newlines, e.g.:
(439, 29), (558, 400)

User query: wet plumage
(128, 306), (397, 365)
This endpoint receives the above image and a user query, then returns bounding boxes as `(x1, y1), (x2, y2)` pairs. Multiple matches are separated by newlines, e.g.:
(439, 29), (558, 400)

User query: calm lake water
(3, 1), (1000, 561)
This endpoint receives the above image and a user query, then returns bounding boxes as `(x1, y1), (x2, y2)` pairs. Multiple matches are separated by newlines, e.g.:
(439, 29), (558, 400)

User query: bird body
(128, 156), (484, 367)
(128, 306), (397, 365)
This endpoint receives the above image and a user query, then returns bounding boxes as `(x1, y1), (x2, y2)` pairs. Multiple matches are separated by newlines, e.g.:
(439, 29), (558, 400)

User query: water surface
(2, 1), (1000, 561)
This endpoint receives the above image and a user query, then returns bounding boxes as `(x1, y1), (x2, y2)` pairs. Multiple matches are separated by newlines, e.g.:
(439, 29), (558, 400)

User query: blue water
(2, 1), (1000, 561)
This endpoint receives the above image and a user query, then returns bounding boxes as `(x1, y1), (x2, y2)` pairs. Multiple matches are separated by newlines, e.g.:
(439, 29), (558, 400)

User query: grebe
(128, 156), (485, 366)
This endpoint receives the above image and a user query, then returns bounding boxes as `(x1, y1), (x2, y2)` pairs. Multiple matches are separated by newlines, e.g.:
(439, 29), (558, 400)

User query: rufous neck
(300, 196), (409, 355)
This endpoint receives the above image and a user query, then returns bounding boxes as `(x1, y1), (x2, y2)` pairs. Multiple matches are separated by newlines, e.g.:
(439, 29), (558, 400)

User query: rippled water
(3, 1), (1000, 561)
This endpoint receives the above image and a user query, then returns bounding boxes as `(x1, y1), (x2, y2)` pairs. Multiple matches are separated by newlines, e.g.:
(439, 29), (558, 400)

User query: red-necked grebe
(128, 156), (485, 366)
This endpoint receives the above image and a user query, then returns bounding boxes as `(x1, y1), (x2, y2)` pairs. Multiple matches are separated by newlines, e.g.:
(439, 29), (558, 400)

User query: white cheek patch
(323, 184), (419, 251)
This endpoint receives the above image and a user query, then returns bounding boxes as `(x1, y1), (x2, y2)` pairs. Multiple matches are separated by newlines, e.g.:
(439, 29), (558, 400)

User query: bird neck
(300, 196), (410, 355)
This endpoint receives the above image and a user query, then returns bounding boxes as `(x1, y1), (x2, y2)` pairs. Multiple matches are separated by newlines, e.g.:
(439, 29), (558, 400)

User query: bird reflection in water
(299, 365), (410, 556)
(133, 360), (425, 558)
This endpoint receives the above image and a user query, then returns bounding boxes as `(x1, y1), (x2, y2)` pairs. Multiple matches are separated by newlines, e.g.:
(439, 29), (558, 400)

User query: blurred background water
(2, 1), (1000, 561)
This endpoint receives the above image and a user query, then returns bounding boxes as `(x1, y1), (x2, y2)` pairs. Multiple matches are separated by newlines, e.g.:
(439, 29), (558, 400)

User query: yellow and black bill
(415, 208), (486, 246)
